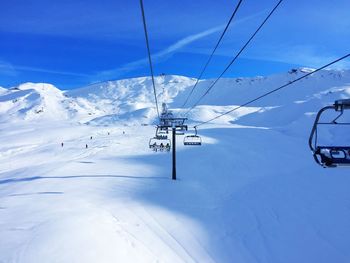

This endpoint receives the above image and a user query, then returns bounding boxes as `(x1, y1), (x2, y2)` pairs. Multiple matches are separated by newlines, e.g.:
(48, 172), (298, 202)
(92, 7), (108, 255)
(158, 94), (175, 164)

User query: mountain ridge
(0, 69), (349, 125)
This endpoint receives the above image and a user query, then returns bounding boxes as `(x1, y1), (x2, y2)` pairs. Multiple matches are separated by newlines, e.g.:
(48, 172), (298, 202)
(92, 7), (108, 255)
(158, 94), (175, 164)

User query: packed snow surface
(1, 69), (350, 263)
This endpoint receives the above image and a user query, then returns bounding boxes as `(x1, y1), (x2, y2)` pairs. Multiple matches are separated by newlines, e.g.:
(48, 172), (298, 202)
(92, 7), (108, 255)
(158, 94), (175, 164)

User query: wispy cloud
(248, 45), (350, 69)
(14, 65), (90, 77)
(0, 62), (90, 78)
(93, 9), (269, 81)
(152, 26), (223, 59)
(0, 60), (17, 76)
(94, 25), (224, 81)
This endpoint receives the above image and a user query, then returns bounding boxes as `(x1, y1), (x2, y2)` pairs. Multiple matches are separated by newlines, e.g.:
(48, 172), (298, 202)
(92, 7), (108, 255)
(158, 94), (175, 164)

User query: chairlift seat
(314, 146), (350, 167)
(184, 141), (202, 146)
(156, 135), (168, 140)
(183, 135), (202, 146)
(149, 135), (171, 152)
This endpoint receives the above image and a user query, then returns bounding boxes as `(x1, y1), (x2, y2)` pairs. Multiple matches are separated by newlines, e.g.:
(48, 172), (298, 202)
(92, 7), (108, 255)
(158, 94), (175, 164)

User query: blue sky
(0, 0), (349, 89)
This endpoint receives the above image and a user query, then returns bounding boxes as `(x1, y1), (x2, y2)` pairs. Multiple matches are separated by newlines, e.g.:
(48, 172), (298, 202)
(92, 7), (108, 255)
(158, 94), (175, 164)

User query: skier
(61, 142), (64, 147)
(86, 144), (88, 149)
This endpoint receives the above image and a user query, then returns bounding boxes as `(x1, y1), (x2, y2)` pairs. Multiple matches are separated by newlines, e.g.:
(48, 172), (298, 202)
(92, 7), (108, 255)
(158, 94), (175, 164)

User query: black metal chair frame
(309, 99), (350, 167)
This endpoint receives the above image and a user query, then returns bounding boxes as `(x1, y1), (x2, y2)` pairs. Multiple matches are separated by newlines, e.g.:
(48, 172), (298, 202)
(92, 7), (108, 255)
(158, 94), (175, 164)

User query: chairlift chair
(149, 127), (171, 152)
(184, 127), (202, 146)
(309, 99), (350, 167)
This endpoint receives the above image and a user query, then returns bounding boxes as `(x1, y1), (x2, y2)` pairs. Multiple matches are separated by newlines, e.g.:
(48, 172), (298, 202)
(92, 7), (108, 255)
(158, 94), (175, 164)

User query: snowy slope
(181, 69), (348, 107)
(0, 75), (196, 124)
(0, 83), (95, 123)
(1, 69), (350, 263)
(66, 75), (196, 121)
(0, 86), (6, 95)
(0, 83), (65, 122)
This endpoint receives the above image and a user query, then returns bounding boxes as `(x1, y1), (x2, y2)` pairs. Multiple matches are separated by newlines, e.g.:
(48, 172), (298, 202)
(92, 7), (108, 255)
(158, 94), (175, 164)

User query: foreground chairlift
(149, 127), (171, 152)
(184, 127), (202, 146)
(309, 99), (350, 167)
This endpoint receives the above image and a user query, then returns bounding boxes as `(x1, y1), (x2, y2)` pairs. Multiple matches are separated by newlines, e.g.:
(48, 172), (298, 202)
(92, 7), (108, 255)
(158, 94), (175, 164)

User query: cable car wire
(185, 0), (283, 116)
(140, 0), (160, 119)
(194, 53), (350, 128)
(181, 0), (244, 108)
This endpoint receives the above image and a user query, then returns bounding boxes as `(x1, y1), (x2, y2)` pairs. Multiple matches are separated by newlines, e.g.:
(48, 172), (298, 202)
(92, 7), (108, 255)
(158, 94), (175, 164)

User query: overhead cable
(181, 0), (244, 108)
(194, 53), (350, 128)
(140, 0), (160, 119)
(186, 0), (283, 116)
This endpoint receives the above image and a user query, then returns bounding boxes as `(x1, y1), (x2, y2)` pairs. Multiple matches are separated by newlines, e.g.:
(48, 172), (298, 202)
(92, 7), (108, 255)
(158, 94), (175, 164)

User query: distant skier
(61, 142), (64, 147)
(108, 132), (110, 135)
(90, 136), (93, 140)
(86, 144), (88, 149)
(123, 131), (125, 135)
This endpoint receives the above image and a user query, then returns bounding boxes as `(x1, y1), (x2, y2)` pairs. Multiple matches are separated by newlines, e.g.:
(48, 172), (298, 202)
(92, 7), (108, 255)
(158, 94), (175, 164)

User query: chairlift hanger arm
(332, 110), (344, 123)
(308, 105), (335, 152)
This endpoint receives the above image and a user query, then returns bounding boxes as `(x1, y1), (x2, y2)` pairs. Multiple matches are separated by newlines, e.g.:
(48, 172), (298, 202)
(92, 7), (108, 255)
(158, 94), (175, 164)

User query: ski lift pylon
(309, 99), (350, 167)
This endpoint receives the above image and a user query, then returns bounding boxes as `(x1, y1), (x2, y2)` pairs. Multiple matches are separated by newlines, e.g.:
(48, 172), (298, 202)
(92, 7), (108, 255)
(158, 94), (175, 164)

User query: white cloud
(13, 65), (90, 77)
(92, 9), (270, 81)
(94, 25), (224, 81)
(0, 60), (17, 76)
(0, 62), (90, 78)
(245, 44), (350, 69)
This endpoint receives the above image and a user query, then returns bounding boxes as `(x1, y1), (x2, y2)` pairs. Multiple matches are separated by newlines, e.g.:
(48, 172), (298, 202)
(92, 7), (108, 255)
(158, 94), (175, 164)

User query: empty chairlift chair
(184, 127), (202, 146)
(309, 99), (350, 167)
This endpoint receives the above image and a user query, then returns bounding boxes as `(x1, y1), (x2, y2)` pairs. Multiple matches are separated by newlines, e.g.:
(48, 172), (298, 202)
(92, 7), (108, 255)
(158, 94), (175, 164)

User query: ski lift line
(181, 0), (244, 108)
(317, 123), (350, 125)
(194, 53), (350, 128)
(140, 0), (160, 119)
(185, 0), (284, 116)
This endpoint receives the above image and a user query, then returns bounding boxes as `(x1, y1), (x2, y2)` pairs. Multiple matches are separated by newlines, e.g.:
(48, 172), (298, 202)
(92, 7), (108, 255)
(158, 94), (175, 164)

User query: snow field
(1, 69), (350, 262)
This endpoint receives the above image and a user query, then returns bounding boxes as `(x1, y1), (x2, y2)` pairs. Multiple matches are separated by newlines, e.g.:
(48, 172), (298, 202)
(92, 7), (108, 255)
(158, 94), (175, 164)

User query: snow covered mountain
(1, 69), (350, 263)
(1, 69), (349, 126)
(0, 75), (196, 124)
(0, 83), (98, 123)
